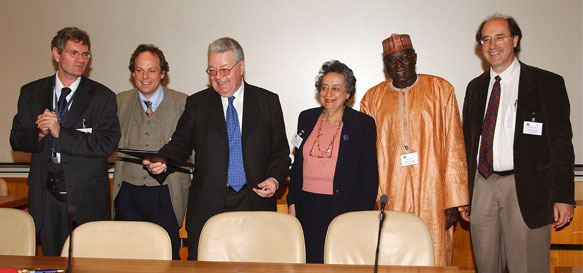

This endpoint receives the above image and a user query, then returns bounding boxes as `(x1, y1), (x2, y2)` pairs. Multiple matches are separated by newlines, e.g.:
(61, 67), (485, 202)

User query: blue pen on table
(28, 270), (64, 273)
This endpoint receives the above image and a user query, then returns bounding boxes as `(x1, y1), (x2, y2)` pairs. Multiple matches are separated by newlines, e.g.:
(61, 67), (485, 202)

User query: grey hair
(208, 37), (244, 62)
(315, 60), (357, 101)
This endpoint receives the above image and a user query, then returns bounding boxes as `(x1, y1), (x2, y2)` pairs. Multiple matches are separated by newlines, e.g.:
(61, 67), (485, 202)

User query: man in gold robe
(360, 34), (468, 266)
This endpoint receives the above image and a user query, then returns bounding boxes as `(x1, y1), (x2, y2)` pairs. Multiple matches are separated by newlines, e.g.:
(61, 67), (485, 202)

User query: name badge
(291, 134), (303, 149)
(76, 128), (93, 134)
(523, 121), (542, 136)
(400, 152), (419, 167)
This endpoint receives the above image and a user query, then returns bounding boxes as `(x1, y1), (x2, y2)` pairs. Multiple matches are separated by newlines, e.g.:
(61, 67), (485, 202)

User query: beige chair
(198, 211), (306, 263)
(0, 208), (36, 256)
(61, 220), (172, 260)
(0, 178), (8, 196)
(324, 210), (434, 266)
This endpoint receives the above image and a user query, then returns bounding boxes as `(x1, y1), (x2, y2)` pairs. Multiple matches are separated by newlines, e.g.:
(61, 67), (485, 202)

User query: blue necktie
(226, 96), (246, 191)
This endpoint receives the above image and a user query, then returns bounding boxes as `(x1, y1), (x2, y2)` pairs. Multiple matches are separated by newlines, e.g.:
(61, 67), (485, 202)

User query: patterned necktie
(57, 87), (72, 124)
(144, 101), (153, 118)
(478, 76), (501, 179)
(51, 87), (72, 162)
(226, 96), (246, 191)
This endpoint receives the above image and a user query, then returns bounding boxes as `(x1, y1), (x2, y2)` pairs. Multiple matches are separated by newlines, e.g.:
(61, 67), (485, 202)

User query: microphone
(374, 195), (388, 273)
(65, 206), (76, 273)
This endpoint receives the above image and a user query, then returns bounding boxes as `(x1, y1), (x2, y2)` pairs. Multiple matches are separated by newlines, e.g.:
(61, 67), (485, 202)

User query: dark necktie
(144, 101), (153, 118)
(226, 96), (246, 191)
(478, 76), (501, 179)
(57, 87), (72, 124)
(51, 87), (72, 162)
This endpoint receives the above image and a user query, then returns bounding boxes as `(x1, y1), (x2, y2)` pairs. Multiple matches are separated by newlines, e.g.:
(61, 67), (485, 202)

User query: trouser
(39, 190), (71, 256)
(115, 182), (181, 260)
(187, 183), (251, 260)
(470, 173), (551, 273)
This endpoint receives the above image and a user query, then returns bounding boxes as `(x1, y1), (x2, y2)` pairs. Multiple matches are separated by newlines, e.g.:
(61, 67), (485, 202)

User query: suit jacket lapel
(41, 76), (55, 112)
(335, 107), (352, 176)
(159, 88), (178, 141)
(118, 90), (139, 148)
(208, 90), (228, 145)
(241, 82), (258, 148)
(65, 77), (90, 128)
(515, 63), (537, 125)
(469, 72), (490, 141)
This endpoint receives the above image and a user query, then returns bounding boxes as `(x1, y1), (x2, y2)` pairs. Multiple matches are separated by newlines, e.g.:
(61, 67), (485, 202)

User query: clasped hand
(36, 108), (60, 140)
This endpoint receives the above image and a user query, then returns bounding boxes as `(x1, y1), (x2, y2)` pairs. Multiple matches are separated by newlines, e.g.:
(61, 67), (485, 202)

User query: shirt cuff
(269, 177), (279, 190)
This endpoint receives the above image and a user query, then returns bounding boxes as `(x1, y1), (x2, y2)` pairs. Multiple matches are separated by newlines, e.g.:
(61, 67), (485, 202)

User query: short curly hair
(315, 60), (356, 101)
(128, 44), (169, 73)
(51, 27), (90, 53)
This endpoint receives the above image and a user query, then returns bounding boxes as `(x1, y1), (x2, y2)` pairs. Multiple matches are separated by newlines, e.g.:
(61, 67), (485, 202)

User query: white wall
(0, 0), (581, 164)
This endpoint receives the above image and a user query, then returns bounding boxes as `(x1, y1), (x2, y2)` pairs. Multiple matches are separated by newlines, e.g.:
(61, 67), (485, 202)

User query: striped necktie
(478, 76), (501, 179)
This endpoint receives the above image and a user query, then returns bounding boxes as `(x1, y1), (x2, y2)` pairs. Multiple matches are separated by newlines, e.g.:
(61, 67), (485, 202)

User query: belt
(493, 170), (514, 176)
(226, 183), (247, 192)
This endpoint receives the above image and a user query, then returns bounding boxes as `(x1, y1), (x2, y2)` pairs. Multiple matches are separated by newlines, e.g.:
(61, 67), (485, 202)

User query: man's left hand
(444, 207), (458, 230)
(554, 202), (575, 230)
(253, 178), (277, 198)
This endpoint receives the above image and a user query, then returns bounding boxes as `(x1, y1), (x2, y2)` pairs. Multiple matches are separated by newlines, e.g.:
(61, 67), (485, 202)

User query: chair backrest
(324, 210), (434, 266)
(0, 178), (8, 196)
(61, 220), (172, 260)
(0, 208), (36, 256)
(198, 211), (306, 263)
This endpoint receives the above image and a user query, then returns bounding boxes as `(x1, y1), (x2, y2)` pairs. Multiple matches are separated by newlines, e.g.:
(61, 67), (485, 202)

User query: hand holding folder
(117, 148), (195, 168)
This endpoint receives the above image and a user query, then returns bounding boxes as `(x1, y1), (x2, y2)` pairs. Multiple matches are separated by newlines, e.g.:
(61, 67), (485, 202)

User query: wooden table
(0, 196), (27, 208)
(0, 255), (461, 273)
(555, 267), (583, 273)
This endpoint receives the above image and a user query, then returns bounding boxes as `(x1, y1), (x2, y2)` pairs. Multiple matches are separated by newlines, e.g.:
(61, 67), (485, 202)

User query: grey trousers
(470, 173), (551, 273)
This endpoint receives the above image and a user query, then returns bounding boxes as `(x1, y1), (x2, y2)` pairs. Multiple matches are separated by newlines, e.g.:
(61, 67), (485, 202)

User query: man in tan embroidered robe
(361, 34), (468, 266)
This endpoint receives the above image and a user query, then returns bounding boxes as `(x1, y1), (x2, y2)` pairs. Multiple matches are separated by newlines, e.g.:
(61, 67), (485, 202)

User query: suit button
(145, 132), (150, 135)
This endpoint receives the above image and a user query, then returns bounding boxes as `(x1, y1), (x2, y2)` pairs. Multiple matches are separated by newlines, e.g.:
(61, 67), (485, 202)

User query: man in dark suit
(461, 15), (575, 273)
(144, 37), (290, 260)
(10, 27), (121, 256)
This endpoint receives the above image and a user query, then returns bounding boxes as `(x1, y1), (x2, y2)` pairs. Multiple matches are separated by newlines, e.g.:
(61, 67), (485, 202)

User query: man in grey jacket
(113, 44), (190, 260)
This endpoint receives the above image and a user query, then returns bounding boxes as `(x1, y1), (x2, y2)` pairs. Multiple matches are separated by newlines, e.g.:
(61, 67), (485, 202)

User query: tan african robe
(361, 74), (468, 266)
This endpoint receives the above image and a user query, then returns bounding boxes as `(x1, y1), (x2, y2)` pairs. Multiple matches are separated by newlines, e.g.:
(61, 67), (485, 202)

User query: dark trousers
(187, 184), (251, 260)
(39, 190), (71, 256)
(296, 191), (337, 263)
(115, 182), (181, 260)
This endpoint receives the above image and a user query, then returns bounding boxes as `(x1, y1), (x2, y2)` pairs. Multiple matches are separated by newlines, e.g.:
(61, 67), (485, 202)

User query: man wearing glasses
(360, 34), (469, 266)
(144, 37), (290, 260)
(462, 15), (575, 273)
(10, 27), (121, 256)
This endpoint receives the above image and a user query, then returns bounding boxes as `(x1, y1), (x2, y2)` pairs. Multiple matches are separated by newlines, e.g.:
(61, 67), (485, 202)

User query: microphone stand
(374, 195), (387, 273)
(65, 206), (75, 273)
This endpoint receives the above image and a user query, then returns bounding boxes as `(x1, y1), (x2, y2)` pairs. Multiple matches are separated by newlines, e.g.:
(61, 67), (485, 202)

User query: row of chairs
(0, 209), (435, 265)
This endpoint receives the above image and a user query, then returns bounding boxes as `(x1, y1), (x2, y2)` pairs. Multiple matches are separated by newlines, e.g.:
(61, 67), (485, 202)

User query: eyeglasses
(480, 34), (512, 46)
(206, 61), (240, 77)
(63, 50), (92, 59)
(385, 54), (415, 66)
(309, 136), (334, 158)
